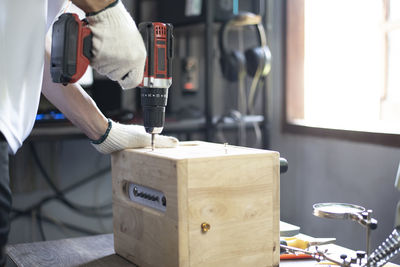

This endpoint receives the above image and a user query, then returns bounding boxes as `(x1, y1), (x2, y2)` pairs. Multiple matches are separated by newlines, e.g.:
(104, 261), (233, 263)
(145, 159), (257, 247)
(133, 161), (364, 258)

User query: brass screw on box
(201, 222), (211, 233)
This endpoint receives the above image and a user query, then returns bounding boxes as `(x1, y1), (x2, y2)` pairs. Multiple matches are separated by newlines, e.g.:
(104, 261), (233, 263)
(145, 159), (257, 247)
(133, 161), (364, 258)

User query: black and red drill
(138, 22), (173, 150)
(50, 14), (173, 149)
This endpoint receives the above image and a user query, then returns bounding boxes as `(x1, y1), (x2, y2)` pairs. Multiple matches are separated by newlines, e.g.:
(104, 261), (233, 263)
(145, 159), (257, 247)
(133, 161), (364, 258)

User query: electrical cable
(36, 206), (46, 241)
(29, 142), (112, 239)
(237, 27), (247, 146)
(238, 72), (247, 146)
(237, 26), (265, 148)
(11, 182), (112, 221)
(247, 60), (263, 114)
(31, 210), (36, 242)
(10, 180), (112, 222)
(17, 209), (102, 241)
(40, 210), (70, 237)
(29, 143), (112, 217)
(249, 77), (264, 148)
(10, 144), (113, 241)
(11, 153), (112, 223)
(247, 47), (264, 148)
(94, 174), (112, 233)
(41, 215), (101, 236)
(215, 110), (243, 144)
(60, 165), (111, 195)
(92, 151), (113, 232)
(215, 117), (228, 144)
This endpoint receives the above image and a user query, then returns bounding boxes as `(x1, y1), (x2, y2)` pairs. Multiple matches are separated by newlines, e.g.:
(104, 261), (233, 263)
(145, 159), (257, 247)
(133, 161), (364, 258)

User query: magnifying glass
(313, 202), (366, 222)
(313, 202), (377, 229)
(313, 202), (378, 256)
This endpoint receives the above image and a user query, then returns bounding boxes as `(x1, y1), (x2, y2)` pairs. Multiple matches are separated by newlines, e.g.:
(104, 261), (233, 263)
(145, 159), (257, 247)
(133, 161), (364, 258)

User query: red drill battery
(51, 13), (92, 85)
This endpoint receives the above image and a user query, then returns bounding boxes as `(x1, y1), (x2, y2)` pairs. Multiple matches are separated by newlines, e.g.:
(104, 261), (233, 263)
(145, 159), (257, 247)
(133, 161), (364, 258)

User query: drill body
(138, 22), (174, 148)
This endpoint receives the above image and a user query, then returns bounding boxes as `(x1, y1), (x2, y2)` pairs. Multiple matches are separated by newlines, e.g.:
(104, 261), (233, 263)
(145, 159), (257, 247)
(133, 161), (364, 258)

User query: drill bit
(151, 133), (155, 151)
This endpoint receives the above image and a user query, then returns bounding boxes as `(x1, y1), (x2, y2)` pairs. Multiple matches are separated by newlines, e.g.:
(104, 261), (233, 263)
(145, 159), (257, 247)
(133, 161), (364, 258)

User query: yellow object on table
(284, 235), (336, 250)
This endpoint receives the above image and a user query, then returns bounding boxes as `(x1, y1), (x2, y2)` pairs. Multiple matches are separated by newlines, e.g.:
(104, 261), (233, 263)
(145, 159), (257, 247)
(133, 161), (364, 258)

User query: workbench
(6, 233), (365, 267)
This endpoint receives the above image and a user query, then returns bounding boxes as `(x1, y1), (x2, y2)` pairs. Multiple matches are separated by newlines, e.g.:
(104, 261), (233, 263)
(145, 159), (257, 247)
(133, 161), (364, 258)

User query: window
(285, 0), (400, 146)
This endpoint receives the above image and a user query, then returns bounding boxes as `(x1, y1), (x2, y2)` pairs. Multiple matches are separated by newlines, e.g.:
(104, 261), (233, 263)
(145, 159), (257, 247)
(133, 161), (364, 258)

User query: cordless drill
(138, 22), (173, 150)
(50, 16), (173, 150)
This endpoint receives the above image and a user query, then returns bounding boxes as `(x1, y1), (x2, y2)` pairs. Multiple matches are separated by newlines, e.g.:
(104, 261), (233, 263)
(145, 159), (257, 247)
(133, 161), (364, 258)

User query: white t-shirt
(0, 0), (66, 154)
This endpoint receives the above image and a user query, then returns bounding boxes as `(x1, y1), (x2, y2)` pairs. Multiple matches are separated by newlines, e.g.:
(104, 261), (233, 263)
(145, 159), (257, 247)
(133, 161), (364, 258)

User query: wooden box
(112, 141), (280, 267)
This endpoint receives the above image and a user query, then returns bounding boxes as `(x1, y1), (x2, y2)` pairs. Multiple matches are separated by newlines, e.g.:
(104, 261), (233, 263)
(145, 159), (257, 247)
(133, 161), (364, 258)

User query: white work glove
(92, 119), (179, 154)
(86, 0), (146, 89)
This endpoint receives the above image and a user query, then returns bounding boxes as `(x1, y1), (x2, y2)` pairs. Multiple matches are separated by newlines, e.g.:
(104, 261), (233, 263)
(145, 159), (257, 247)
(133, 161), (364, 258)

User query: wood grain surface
(112, 141), (280, 267)
(6, 234), (135, 267)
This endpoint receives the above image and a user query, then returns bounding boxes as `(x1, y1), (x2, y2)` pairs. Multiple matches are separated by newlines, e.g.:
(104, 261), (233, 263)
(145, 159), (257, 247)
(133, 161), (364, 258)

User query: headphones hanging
(219, 12), (271, 82)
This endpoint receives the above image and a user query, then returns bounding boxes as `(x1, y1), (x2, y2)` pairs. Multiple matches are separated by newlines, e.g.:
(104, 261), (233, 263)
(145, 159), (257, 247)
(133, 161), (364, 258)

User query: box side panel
(177, 159), (190, 267)
(112, 150), (181, 267)
(187, 152), (280, 267)
(272, 153), (280, 267)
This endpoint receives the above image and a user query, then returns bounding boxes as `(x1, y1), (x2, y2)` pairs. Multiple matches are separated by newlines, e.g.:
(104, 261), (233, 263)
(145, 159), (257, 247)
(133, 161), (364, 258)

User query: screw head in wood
(201, 222), (211, 233)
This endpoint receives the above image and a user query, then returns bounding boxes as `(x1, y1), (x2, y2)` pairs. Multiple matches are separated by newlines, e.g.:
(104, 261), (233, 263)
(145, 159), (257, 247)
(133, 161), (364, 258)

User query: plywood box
(112, 141), (280, 267)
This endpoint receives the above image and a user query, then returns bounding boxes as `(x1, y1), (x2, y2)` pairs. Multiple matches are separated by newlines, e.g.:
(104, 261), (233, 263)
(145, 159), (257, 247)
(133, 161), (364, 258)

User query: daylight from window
(302, 0), (400, 134)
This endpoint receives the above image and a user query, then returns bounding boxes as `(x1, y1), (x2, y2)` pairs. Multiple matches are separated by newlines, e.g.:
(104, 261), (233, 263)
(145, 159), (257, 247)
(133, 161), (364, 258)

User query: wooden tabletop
(8, 233), (391, 267)
(6, 234), (136, 267)
(7, 234), (317, 267)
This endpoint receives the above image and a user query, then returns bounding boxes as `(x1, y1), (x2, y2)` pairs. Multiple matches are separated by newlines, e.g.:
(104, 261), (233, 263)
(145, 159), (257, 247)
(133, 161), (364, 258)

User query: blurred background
(7, 0), (400, 264)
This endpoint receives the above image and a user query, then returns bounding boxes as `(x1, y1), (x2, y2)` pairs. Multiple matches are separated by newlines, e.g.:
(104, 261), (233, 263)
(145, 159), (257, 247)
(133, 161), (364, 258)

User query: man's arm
(71, 0), (116, 14)
(41, 33), (178, 153)
(40, 0), (121, 141)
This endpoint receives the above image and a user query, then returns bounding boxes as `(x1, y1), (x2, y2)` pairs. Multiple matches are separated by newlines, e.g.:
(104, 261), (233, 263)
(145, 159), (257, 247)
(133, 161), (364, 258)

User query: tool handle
(285, 238), (309, 250)
(139, 22), (173, 88)
(280, 254), (314, 260)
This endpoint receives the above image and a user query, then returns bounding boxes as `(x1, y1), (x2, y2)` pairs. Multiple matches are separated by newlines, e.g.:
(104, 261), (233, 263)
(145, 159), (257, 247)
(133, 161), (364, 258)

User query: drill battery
(50, 13), (92, 85)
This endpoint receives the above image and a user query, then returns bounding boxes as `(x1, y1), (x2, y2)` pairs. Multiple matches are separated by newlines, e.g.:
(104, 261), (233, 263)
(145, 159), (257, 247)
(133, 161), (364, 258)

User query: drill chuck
(141, 87), (168, 134)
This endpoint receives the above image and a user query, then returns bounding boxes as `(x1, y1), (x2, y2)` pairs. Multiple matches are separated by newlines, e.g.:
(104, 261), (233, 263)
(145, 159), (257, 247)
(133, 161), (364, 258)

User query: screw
(201, 222), (211, 233)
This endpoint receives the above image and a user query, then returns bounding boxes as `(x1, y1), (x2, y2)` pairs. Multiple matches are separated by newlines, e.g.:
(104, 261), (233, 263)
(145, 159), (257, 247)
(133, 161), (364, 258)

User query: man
(0, 0), (178, 265)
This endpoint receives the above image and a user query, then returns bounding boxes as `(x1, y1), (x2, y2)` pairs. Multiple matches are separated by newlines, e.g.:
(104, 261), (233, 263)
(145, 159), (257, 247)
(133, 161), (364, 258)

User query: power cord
(248, 75), (264, 148)
(215, 110), (243, 144)
(11, 143), (113, 240)
(29, 143), (112, 217)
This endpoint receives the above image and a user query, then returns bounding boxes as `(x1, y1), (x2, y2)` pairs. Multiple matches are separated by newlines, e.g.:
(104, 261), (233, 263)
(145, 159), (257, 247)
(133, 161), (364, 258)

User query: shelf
(28, 115), (265, 141)
(164, 115), (264, 134)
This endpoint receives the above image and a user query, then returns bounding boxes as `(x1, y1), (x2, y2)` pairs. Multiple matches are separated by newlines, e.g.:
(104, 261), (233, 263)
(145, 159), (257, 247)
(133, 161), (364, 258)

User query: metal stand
(313, 203), (378, 259)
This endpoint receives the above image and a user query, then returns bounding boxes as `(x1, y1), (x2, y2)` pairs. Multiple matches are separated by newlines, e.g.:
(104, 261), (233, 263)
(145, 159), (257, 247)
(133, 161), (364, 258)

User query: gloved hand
(92, 119), (179, 154)
(86, 0), (146, 89)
